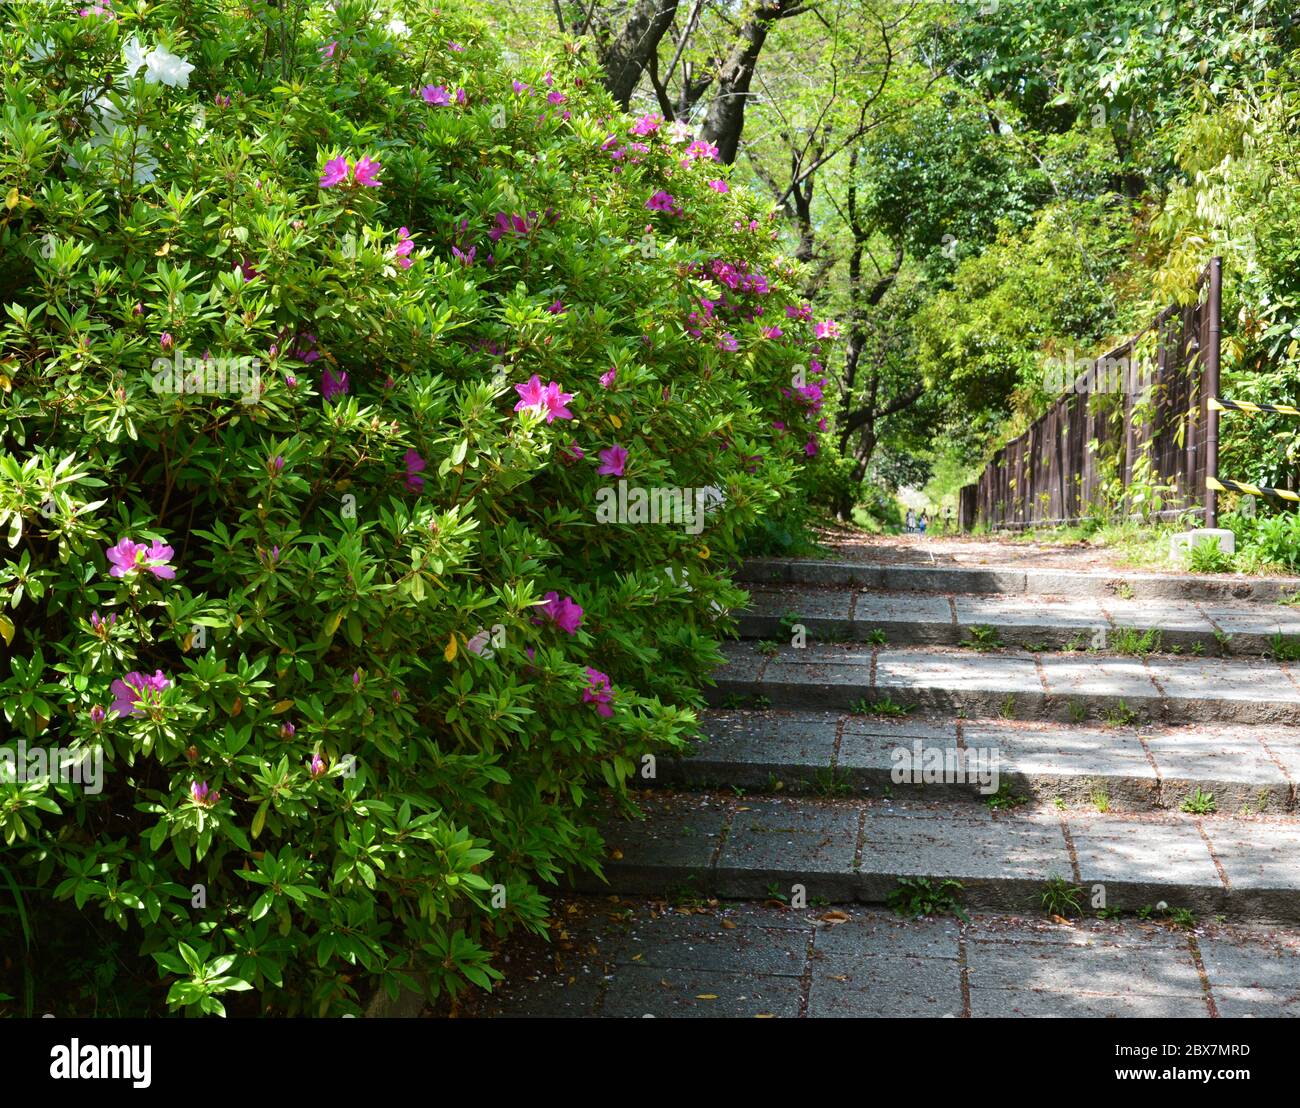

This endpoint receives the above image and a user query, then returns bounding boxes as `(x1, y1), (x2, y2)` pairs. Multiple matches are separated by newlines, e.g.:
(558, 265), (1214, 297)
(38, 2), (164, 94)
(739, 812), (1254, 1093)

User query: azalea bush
(0, 1), (835, 1014)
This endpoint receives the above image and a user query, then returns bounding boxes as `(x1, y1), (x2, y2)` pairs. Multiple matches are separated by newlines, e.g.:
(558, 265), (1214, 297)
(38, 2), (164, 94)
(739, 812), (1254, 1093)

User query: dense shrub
(0, 1), (836, 1013)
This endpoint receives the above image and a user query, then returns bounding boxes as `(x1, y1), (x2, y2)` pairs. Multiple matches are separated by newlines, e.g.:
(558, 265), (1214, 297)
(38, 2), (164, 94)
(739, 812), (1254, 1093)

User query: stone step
(651, 710), (1300, 813)
(739, 585), (1300, 656)
(582, 792), (1300, 923)
(473, 896), (1300, 1017)
(739, 558), (1300, 602)
(711, 642), (1300, 726)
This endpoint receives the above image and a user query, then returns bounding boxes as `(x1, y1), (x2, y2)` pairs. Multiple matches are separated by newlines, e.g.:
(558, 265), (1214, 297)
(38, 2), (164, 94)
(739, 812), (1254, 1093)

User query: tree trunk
(698, 1), (789, 163)
(596, 1), (681, 111)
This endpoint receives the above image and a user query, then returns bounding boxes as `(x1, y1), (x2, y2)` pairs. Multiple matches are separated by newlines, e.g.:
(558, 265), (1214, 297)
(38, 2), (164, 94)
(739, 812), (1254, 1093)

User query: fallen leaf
(443, 633), (458, 662)
(695, 994), (717, 1001)
(817, 910), (851, 925)
(720, 919), (738, 930)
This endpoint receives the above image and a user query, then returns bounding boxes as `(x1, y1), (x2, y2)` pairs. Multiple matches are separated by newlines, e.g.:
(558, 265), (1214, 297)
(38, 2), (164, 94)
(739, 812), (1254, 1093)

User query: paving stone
(593, 795), (727, 894)
(741, 586), (856, 638)
(857, 807), (1070, 909)
(714, 797), (859, 900)
(1201, 821), (1300, 918)
(714, 641), (768, 682)
(677, 712), (839, 786)
(954, 595), (1106, 633)
(881, 566), (1027, 594)
(599, 964), (804, 1017)
(852, 592), (954, 643)
(620, 911), (810, 976)
(807, 954), (961, 1017)
(837, 718), (964, 793)
(1261, 728), (1300, 786)
(811, 908), (961, 961)
(1143, 727), (1290, 810)
(962, 722), (1158, 807)
(1066, 813), (1223, 911)
(481, 969), (606, 1018)
(1200, 602), (1300, 640)
(1147, 657), (1300, 724)
(1038, 655), (1159, 719)
(875, 650), (1044, 716)
(965, 933), (1204, 997)
(970, 988), (1208, 1017)
(1199, 934), (1300, 1017)
(1102, 599), (1213, 639)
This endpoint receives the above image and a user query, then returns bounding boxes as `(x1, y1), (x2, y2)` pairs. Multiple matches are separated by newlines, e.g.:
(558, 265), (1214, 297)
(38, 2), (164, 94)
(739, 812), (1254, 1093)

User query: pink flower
(762, 326), (783, 339)
(319, 40), (336, 62)
(646, 190), (678, 214)
(560, 440), (585, 464)
(540, 591), (583, 635)
(582, 667), (613, 717)
(449, 41), (466, 52)
(322, 367), (349, 401)
(684, 140), (719, 163)
(451, 245), (476, 266)
(190, 780), (215, 806)
(707, 179), (729, 193)
(109, 670), (170, 719)
(599, 367), (616, 389)
(106, 538), (176, 580)
(814, 320), (842, 340)
(717, 333), (739, 352)
(512, 80), (531, 96)
(394, 226), (415, 269)
(597, 445), (628, 477)
(804, 439), (819, 457)
(547, 299), (566, 314)
(514, 375), (574, 422)
(455, 88), (467, 105)
(467, 629), (492, 655)
(320, 156), (350, 189)
(547, 90), (567, 106)
(160, 332), (174, 351)
(404, 449), (426, 492)
(630, 114), (661, 136)
(353, 156), (382, 187)
(420, 85), (451, 106)
(309, 752), (327, 778)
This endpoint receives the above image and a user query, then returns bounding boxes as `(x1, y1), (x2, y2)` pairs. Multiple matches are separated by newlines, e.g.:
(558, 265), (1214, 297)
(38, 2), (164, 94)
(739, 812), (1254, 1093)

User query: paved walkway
(467, 899), (1300, 1018)
(470, 535), (1300, 1017)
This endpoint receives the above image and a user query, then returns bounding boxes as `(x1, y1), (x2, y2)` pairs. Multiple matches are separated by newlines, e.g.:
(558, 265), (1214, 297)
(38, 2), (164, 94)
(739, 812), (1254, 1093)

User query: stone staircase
(476, 549), (1300, 1017)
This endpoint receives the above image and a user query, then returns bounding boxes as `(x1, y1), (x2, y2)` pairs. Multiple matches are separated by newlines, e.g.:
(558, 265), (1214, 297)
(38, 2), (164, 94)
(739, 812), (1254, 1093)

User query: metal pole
(1205, 256), (1222, 529)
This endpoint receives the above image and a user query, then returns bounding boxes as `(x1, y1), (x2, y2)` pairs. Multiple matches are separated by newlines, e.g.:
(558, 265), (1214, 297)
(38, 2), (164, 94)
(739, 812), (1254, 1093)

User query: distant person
(945, 506), (954, 532)
(918, 511), (929, 534)
(905, 509), (916, 533)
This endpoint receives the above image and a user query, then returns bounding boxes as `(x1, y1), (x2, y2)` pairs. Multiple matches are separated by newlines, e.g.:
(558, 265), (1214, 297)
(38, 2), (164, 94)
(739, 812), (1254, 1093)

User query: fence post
(1204, 256), (1222, 529)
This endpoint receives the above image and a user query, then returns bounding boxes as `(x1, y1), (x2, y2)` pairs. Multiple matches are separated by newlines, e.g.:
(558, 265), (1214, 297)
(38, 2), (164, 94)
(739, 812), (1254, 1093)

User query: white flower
(144, 46), (195, 89)
(27, 38), (54, 62)
(386, 15), (410, 37)
(123, 35), (149, 76)
(667, 120), (693, 144)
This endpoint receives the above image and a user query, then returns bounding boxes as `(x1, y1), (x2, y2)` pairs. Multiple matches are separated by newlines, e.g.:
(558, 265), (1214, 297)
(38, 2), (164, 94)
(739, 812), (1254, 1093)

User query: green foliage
(1110, 626), (1162, 656)
(1040, 874), (1083, 918)
(0, 1), (825, 1014)
(887, 876), (969, 923)
(1180, 788), (1217, 815)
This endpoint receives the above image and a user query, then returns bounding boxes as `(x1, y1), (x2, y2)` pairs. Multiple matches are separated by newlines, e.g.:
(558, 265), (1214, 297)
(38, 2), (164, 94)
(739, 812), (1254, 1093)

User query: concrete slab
(1038, 655), (1159, 718)
(963, 722), (1158, 807)
(600, 964), (804, 1017)
(1066, 813), (1223, 910)
(1148, 657), (1300, 724)
(1143, 727), (1290, 811)
(714, 797), (860, 900)
(857, 808), (1070, 910)
(676, 712), (839, 787)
